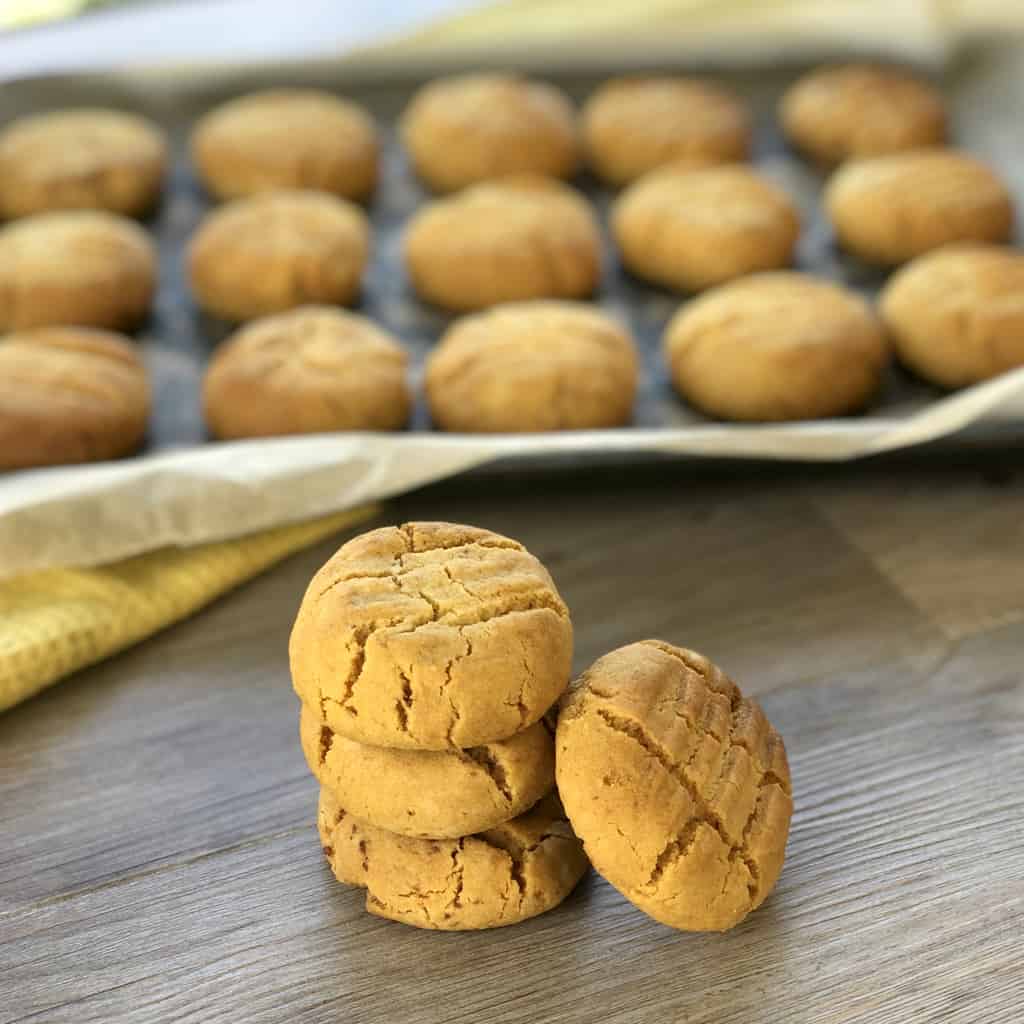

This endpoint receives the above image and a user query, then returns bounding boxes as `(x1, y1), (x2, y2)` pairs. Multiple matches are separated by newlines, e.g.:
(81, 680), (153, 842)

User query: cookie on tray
(192, 89), (379, 202)
(780, 63), (947, 165)
(425, 301), (638, 432)
(582, 76), (750, 187)
(300, 705), (555, 838)
(187, 189), (370, 320)
(824, 149), (1014, 266)
(0, 211), (156, 331)
(0, 108), (167, 219)
(317, 786), (588, 930)
(880, 244), (1024, 388)
(400, 73), (578, 193)
(556, 640), (792, 932)
(404, 177), (601, 312)
(290, 521), (573, 750)
(663, 272), (890, 422)
(203, 306), (410, 438)
(0, 327), (150, 470)
(611, 163), (801, 292)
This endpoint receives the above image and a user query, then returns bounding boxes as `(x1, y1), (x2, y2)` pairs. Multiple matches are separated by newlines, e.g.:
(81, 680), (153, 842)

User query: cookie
(187, 189), (370, 320)
(825, 149), (1014, 266)
(663, 272), (889, 422)
(780, 63), (947, 165)
(582, 77), (750, 187)
(0, 108), (166, 219)
(0, 211), (156, 331)
(300, 705), (555, 838)
(290, 521), (573, 750)
(317, 786), (587, 930)
(611, 164), (801, 292)
(425, 301), (638, 432)
(556, 640), (792, 932)
(203, 306), (410, 438)
(400, 73), (578, 193)
(192, 89), (378, 202)
(880, 244), (1024, 388)
(404, 177), (601, 312)
(0, 327), (149, 470)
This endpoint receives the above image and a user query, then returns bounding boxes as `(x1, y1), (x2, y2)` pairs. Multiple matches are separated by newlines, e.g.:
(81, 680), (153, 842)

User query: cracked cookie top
(317, 785), (588, 930)
(556, 639), (792, 932)
(300, 704), (554, 839)
(290, 521), (573, 750)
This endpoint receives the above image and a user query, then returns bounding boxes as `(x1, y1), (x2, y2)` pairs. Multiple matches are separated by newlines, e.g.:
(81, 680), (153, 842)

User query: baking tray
(3, 45), (1024, 454)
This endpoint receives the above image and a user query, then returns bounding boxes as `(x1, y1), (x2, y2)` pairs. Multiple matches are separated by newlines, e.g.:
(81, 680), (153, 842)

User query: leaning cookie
(400, 73), (578, 192)
(880, 244), (1024, 388)
(426, 301), (638, 432)
(203, 306), (411, 438)
(0, 211), (156, 331)
(317, 786), (588, 930)
(0, 108), (166, 219)
(404, 177), (601, 312)
(300, 705), (554, 838)
(556, 640), (792, 932)
(290, 521), (573, 750)
(187, 189), (370, 321)
(192, 89), (378, 201)
(0, 327), (150, 471)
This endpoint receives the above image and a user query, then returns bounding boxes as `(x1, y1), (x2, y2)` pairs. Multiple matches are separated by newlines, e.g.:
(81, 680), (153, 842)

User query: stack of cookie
(289, 520), (588, 930)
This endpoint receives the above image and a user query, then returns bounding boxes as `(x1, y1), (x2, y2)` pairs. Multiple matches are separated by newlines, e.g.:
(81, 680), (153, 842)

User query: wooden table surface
(2, 456), (1023, 1023)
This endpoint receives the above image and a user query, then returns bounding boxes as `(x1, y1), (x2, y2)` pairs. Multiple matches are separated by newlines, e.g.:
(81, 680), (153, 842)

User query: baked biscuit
(611, 164), (801, 292)
(317, 786), (587, 930)
(582, 77), (750, 187)
(425, 301), (638, 432)
(780, 63), (947, 165)
(400, 73), (578, 193)
(290, 521), (573, 750)
(556, 640), (792, 932)
(663, 272), (889, 421)
(188, 190), (370, 320)
(300, 705), (554, 838)
(880, 244), (1024, 388)
(825, 149), (1014, 266)
(203, 306), (410, 438)
(192, 89), (378, 202)
(0, 211), (156, 331)
(404, 177), (601, 311)
(0, 327), (149, 470)
(0, 108), (166, 219)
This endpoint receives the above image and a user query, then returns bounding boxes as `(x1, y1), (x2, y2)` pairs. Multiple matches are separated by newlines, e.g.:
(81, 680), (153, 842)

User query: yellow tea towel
(0, 505), (376, 713)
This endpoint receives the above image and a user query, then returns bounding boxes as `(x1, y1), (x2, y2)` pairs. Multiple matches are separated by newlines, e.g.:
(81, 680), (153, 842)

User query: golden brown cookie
(400, 73), (578, 193)
(192, 89), (378, 202)
(425, 301), (638, 432)
(300, 705), (555, 838)
(663, 272), (890, 421)
(582, 77), (750, 187)
(556, 640), (792, 932)
(188, 189), (370, 321)
(780, 63), (947, 165)
(404, 177), (601, 312)
(0, 327), (149, 470)
(825, 149), (1014, 266)
(317, 786), (587, 930)
(880, 244), (1024, 388)
(0, 211), (156, 331)
(611, 164), (801, 292)
(290, 521), (573, 750)
(0, 108), (166, 219)
(203, 306), (410, 438)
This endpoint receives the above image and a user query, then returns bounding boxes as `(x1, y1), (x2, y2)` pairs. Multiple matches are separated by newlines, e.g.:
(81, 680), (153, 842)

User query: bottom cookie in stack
(318, 786), (589, 930)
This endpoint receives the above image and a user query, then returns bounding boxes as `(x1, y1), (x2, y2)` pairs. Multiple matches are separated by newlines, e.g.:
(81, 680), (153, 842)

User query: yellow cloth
(0, 505), (376, 713)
